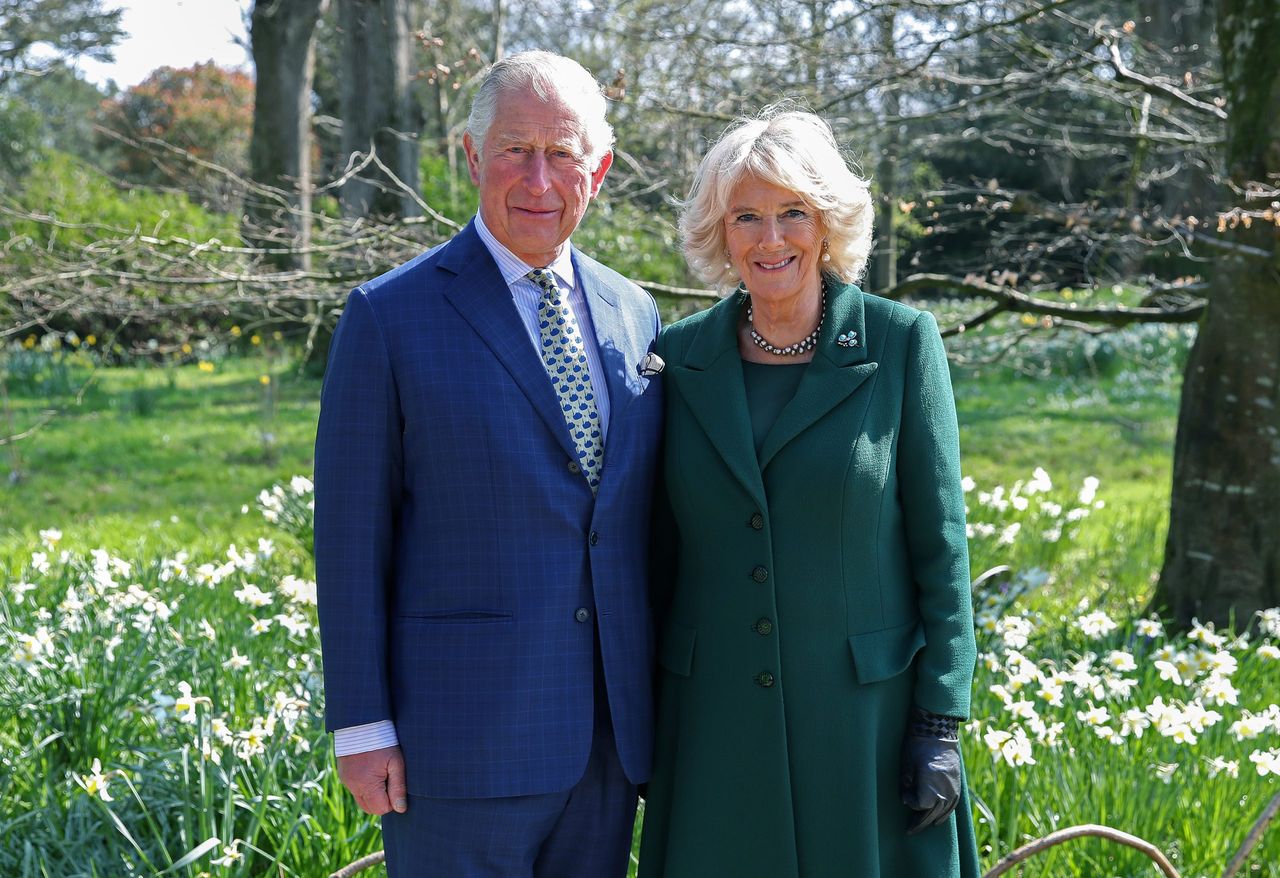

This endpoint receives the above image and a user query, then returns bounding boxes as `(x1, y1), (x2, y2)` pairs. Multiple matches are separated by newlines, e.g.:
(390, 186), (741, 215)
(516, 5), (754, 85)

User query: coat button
(749, 512), (764, 530)
(589, 531), (599, 546)
(754, 618), (773, 636)
(567, 460), (581, 474)
(751, 566), (768, 583)
(575, 607), (591, 623)
(755, 671), (775, 688)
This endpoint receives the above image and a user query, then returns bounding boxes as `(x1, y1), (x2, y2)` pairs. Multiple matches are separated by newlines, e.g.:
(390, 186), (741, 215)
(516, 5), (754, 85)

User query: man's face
(464, 85), (612, 267)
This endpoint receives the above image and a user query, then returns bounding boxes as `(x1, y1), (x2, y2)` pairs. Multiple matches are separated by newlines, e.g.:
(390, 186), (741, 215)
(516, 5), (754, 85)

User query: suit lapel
(575, 252), (633, 430)
(668, 292), (768, 511)
(439, 222), (580, 463)
(758, 282), (878, 470)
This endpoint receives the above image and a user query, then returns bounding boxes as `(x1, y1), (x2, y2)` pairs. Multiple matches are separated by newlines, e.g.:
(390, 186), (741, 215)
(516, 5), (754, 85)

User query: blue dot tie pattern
(527, 268), (603, 494)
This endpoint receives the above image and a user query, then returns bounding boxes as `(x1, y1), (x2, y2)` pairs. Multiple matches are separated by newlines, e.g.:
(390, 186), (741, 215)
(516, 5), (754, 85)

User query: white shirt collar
(474, 211), (576, 291)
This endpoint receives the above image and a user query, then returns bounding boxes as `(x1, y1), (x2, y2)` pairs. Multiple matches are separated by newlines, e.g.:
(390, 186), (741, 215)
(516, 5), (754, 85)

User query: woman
(639, 109), (981, 878)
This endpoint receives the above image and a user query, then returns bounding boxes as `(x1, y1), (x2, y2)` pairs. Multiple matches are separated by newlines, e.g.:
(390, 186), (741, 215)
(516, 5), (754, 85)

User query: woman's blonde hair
(680, 106), (874, 290)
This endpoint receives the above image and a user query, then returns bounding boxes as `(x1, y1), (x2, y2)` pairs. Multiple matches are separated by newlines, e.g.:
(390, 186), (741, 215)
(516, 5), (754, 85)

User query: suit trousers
(381, 639), (638, 878)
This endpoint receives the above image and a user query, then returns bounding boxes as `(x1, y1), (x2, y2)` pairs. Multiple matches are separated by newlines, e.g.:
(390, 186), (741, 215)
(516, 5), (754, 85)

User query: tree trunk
(247, 0), (328, 271)
(872, 10), (899, 293)
(1155, 0), (1280, 628)
(338, 0), (422, 219)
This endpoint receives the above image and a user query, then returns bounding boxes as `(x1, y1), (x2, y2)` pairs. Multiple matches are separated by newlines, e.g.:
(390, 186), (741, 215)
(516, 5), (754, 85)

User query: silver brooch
(836, 330), (859, 348)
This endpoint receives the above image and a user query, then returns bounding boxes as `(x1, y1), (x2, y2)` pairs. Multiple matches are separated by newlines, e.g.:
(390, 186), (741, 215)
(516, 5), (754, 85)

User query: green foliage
(0, 92), (43, 176)
(0, 64), (107, 171)
(3, 150), (240, 247)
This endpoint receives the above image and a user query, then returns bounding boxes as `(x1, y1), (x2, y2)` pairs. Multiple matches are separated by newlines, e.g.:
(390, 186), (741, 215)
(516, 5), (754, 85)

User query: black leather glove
(900, 707), (963, 835)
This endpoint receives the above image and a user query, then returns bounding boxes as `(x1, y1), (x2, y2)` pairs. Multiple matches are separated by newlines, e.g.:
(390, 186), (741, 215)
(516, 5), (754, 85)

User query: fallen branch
(1222, 791), (1280, 878)
(982, 823), (1182, 878)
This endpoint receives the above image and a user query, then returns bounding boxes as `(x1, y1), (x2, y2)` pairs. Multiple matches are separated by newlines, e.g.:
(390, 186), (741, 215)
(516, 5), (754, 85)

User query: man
(314, 51), (663, 877)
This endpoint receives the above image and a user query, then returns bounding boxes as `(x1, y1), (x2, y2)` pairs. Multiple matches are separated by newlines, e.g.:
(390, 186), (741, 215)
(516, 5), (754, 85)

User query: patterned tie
(527, 268), (603, 494)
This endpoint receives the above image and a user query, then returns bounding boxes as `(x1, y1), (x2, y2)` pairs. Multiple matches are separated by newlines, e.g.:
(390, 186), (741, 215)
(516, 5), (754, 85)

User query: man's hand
(337, 746), (408, 815)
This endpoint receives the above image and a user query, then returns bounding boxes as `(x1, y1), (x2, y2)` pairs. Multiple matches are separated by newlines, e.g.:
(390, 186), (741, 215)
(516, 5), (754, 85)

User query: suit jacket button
(754, 617), (773, 636)
(749, 512), (764, 530)
(589, 531), (599, 546)
(755, 671), (775, 688)
(751, 565), (768, 583)
(567, 460), (581, 474)
(575, 607), (591, 623)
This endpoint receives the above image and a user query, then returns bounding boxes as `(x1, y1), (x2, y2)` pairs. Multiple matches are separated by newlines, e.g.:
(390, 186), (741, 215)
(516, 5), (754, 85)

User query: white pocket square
(637, 352), (665, 376)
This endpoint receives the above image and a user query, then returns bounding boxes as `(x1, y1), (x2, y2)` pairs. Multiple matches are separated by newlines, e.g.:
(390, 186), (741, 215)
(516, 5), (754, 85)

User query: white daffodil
(1119, 708), (1150, 738)
(1257, 643), (1280, 660)
(1078, 476), (1100, 505)
(1230, 713), (1268, 741)
(222, 648), (250, 671)
(1152, 761), (1178, 784)
(233, 583), (273, 608)
(76, 758), (114, 802)
(1199, 675), (1239, 707)
(1076, 704), (1110, 726)
(211, 839), (244, 867)
(30, 552), (51, 574)
(1078, 610), (1118, 639)
(1258, 608), (1280, 639)
(1188, 619), (1227, 649)
(1154, 660), (1183, 686)
(1248, 748), (1280, 777)
(1136, 617), (1164, 638)
(173, 681), (210, 725)
(1206, 756), (1239, 779)
(1105, 650), (1136, 672)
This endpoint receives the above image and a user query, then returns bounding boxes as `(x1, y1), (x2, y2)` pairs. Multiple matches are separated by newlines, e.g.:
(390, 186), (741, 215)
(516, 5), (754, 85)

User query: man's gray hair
(466, 51), (614, 167)
(680, 106), (874, 289)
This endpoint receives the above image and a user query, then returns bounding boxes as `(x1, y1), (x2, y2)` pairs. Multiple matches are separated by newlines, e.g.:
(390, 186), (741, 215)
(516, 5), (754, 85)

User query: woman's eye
(785, 209), (807, 220)
(735, 213), (758, 223)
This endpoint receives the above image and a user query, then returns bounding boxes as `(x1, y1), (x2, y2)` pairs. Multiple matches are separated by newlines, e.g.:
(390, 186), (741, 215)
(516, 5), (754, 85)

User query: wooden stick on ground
(1222, 791), (1280, 878)
(982, 823), (1182, 878)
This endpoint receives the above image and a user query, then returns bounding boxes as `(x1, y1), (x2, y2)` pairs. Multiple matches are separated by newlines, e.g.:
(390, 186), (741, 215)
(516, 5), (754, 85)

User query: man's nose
(523, 153), (551, 194)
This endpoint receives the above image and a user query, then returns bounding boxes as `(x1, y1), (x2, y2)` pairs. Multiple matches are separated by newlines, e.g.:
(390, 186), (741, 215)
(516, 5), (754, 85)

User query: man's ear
(588, 150), (613, 198)
(463, 132), (482, 186)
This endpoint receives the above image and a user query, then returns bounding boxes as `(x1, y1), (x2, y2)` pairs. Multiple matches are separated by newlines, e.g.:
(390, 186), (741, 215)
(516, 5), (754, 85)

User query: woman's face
(723, 176), (825, 307)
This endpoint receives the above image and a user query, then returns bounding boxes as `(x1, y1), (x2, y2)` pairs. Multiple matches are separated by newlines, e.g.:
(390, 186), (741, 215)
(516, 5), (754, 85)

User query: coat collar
(669, 279), (879, 504)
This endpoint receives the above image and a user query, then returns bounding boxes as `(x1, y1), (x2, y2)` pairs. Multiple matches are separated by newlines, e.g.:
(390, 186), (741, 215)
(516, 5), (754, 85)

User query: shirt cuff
(333, 720), (399, 756)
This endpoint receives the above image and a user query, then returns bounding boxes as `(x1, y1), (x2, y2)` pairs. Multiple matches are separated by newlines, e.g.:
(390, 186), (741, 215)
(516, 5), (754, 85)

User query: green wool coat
(639, 282), (982, 878)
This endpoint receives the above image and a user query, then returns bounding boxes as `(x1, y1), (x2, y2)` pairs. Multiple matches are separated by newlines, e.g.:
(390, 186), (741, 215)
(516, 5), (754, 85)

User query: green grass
(1, 351), (318, 556)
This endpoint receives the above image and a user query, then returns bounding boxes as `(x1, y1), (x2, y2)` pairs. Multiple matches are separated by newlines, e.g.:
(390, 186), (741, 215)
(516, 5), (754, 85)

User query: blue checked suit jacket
(314, 220), (663, 798)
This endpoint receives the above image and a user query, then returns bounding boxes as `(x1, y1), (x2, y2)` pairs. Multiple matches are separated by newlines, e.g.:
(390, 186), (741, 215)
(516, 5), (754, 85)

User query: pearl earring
(821, 239), (831, 262)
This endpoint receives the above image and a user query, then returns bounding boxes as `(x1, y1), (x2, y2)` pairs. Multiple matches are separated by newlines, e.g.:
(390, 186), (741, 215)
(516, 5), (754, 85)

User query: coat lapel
(438, 222), (580, 463)
(668, 291), (768, 511)
(758, 282), (878, 470)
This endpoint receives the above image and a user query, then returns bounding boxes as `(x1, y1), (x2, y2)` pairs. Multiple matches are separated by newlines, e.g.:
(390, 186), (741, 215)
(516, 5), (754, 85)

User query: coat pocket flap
(658, 621), (696, 677)
(847, 620), (925, 684)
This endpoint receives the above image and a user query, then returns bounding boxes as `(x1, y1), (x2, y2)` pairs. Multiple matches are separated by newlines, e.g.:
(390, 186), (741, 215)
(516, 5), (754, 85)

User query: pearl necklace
(746, 289), (825, 357)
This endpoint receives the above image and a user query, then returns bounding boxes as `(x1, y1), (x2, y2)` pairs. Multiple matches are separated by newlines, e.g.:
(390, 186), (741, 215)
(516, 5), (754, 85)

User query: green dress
(639, 282), (982, 878)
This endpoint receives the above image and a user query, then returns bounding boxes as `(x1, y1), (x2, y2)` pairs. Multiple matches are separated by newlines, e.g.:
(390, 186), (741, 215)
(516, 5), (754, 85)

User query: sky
(76, 0), (252, 89)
